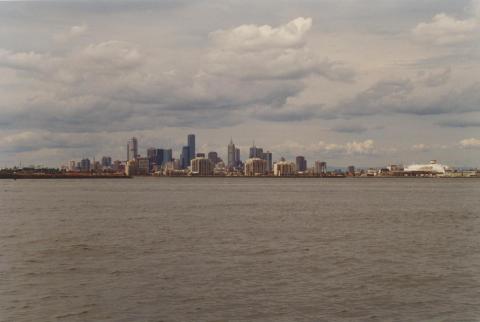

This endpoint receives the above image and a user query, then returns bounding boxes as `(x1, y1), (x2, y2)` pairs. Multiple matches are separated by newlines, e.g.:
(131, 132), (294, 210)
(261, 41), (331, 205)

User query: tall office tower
(235, 148), (240, 166)
(163, 149), (173, 164)
(155, 149), (165, 166)
(101, 156), (112, 168)
(227, 139), (236, 168)
(147, 147), (157, 167)
(188, 134), (195, 163)
(249, 144), (263, 159)
(296, 156), (307, 172)
(127, 137), (138, 161)
(314, 161), (327, 176)
(263, 151), (273, 173)
(180, 146), (190, 169)
(208, 151), (219, 164)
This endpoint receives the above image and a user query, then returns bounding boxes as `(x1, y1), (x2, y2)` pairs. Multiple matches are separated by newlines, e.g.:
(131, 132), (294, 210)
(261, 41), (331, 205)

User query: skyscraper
(263, 151), (273, 173)
(163, 149), (173, 164)
(228, 139), (236, 168)
(314, 161), (327, 176)
(188, 134), (195, 162)
(235, 148), (240, 166)
(127, 137), (138, 161)
(249, 144), (263, 159)
(296, 156), (307, 172)
(180, 146), (190, 169)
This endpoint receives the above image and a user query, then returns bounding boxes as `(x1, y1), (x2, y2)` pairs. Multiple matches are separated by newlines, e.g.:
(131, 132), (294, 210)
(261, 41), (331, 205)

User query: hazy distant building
(235, 148), (240, 166)
(147, 147), (157, 170)
(113, 160), (122, 172)
(347, 165), (355, 176)
(191, 157), (214, 176)
(136, 157), (149, 175)
(263, 151), (273, 173)
(296, 156), (307, 172)
(273, 160), (295, 176)
(101, 156), (112, 168)
(125, 160), (136, 176)
(163, 149), (173, 164)
(180, 146), (190, 169)
(228, 139), (236, 168)
(244, 158), (267, 176)
(68, 160), (77, 172)
(249, 144), (263, 159)
(196, 153), (205, 158)
(208, 151), (219, 165)
(80, 158), (91, 172)
(314, 161), (327, 176)
(188, 134), (195, 163)
(127, 137), (138, 161)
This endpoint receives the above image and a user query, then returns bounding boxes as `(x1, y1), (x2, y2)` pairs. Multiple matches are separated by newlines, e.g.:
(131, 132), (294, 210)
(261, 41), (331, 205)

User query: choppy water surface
(1, 177), (480, 321)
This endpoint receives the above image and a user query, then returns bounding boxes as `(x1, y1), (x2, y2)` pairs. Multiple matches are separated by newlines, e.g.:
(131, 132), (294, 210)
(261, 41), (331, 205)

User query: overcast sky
(1, 0), (479, 167)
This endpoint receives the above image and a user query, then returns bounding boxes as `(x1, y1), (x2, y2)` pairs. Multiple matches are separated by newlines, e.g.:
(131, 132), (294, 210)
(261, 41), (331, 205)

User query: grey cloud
(331, 124), (368, 134)
(437, 118), (480, 127)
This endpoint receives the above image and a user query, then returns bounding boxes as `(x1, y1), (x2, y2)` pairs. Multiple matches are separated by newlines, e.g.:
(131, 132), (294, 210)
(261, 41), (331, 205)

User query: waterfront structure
(244, 158), (267, 176)
(263, 151), (273, 173)
(191, 157), (214, 176)
(314, 161), (327, 176)
(404, 160), (449, 175)
(273, 160), (295, 176)
(296, 156), (307, 172)
(180, 146), (190, 169)
(136, 157), (150, 175)
(228, 139), (236, 168)
(127, 137), (138, 161)
(101, 156), (112, 168)
(347, 165), (355, 176)
(188, 134), (195, 163)
(125, 160), (136, 176)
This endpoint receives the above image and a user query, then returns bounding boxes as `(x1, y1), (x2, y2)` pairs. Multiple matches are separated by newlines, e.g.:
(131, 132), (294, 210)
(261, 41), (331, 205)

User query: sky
(0, 0), (479, 168)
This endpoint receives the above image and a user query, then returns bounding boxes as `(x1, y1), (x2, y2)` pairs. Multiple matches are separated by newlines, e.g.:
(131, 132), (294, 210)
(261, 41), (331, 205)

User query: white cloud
(460, 138), (480, 148)
(205, 17), (354, 82)
(209, 17), (312, 51)
(412, 13), (478, 45)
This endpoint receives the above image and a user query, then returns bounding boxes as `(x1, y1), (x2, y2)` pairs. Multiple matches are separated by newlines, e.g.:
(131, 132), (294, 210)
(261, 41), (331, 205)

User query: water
(1, 177), (480, 322)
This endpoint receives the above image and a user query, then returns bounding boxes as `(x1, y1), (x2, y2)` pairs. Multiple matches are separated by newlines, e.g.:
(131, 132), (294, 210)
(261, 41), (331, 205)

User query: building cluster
(62, 135), (479, 178)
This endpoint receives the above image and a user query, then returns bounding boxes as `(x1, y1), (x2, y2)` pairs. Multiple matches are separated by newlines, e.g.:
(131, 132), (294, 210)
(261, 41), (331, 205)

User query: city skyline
(1, 1), (480, 167)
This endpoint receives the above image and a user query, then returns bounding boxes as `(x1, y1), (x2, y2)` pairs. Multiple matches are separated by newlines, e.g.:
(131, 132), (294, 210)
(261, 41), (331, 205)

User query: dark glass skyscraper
(188, 134), (195, 162)
(181, 146), (190, 169)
